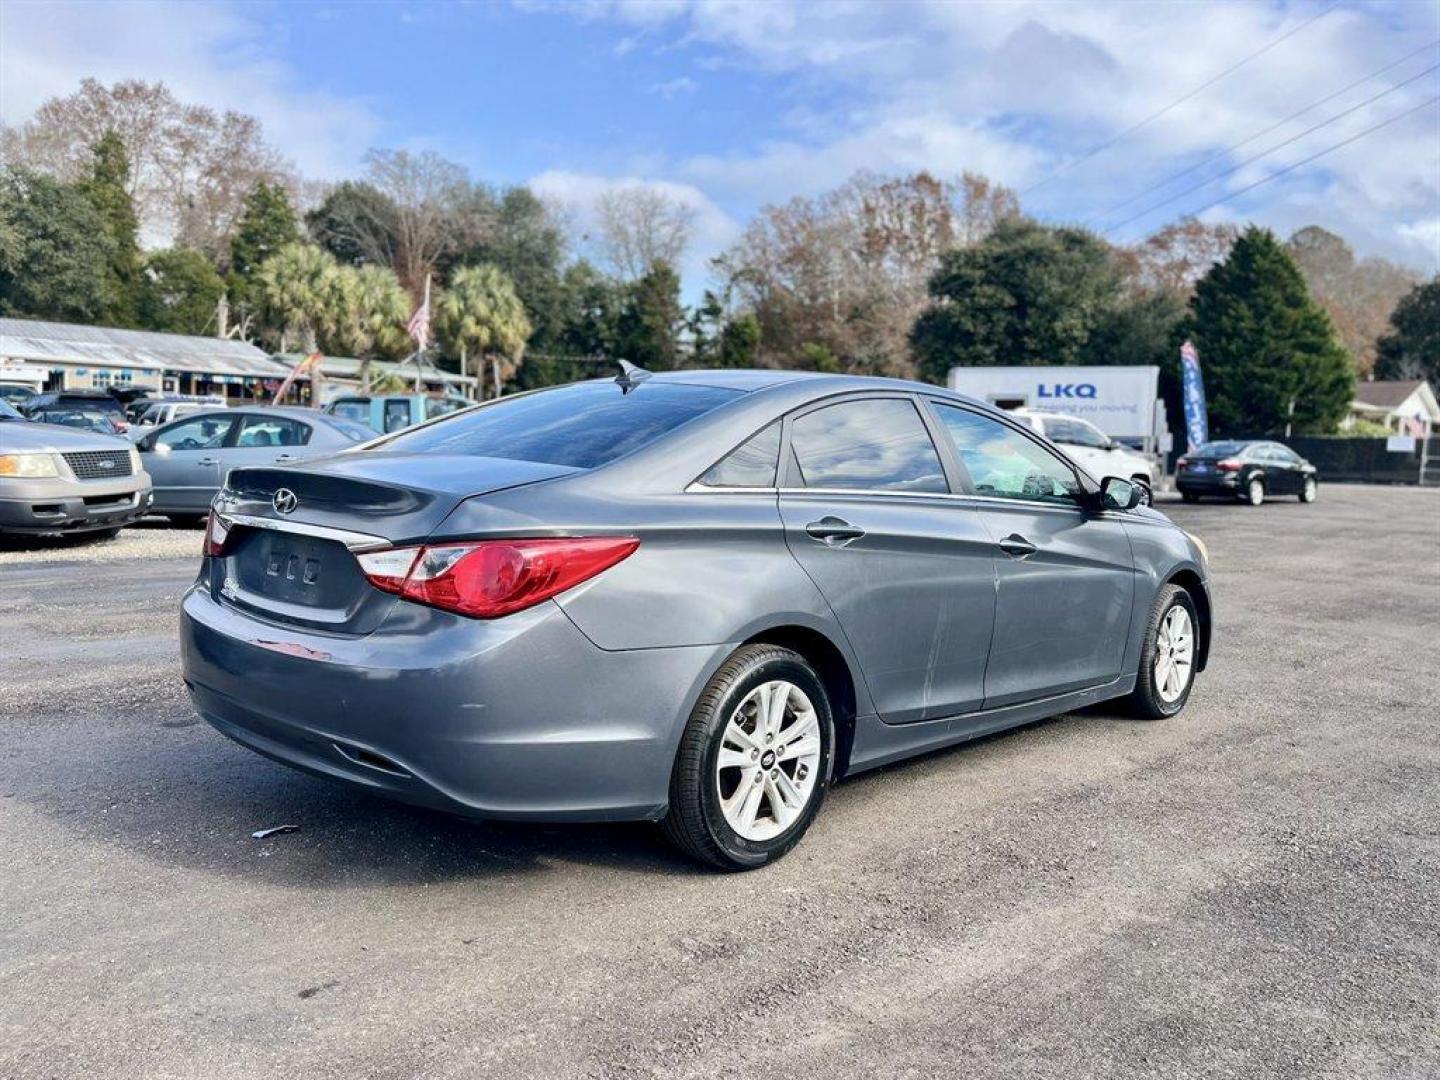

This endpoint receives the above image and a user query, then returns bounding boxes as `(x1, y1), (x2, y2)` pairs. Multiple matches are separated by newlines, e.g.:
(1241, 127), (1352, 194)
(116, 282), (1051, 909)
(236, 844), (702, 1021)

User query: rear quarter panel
(438, 483), (848, 655)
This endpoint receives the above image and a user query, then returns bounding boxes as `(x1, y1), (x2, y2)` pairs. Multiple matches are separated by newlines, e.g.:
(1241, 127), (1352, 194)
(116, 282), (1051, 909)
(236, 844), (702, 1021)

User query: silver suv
(0, 405), (153, 537)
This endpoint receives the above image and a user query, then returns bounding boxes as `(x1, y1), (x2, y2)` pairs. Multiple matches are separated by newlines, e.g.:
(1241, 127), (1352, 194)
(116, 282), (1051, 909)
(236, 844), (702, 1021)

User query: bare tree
(715, 170), (1020, 377)
(2, 78), (293, 257)
(1118, 218), (1238, 298)
(594, 185), (696, 281)
(1286, 225), (1421, 375)
(362, 148), (471, 298)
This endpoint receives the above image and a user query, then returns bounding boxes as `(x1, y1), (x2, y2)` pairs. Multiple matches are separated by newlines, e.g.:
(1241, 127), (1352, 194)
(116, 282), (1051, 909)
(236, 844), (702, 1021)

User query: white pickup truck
(1010, 408), (1157, 498)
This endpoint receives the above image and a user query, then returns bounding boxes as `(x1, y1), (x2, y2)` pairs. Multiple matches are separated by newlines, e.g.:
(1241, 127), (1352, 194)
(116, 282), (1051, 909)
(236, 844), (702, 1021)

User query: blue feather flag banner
(1180, 340), (1209, 453)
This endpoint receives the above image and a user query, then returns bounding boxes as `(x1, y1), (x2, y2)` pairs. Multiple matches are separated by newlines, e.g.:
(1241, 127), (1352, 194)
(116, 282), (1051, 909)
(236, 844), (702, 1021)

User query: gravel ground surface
(0, 517), (203, 565)
(1, 484), (1437, 1079)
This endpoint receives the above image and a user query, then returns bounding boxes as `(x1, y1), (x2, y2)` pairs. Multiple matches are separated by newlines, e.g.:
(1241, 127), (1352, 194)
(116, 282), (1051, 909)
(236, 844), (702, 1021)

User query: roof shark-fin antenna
(614, 359), (652, 394)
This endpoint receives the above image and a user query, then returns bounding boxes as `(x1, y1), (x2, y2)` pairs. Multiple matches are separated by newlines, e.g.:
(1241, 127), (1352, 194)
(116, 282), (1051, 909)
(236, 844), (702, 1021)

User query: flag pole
(417, 275), (430, 393)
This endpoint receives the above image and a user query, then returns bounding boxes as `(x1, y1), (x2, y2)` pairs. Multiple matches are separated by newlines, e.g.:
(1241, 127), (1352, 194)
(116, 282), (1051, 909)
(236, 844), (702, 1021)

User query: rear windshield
(1195, 440), (1250, 457)
(376, 380), (742, 469)
(62, 396), (123, 413)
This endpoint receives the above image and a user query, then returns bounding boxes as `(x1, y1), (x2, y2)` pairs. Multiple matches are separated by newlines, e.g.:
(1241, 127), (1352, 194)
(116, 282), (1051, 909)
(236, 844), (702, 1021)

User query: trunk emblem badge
(272, 488), (298, 515)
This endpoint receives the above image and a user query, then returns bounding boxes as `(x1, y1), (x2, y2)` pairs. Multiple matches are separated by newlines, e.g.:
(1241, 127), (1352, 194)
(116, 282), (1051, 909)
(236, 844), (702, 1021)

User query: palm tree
(436, 264), (532, 399)
(255, 243), (347, 354)
(339, 264), (409, 390)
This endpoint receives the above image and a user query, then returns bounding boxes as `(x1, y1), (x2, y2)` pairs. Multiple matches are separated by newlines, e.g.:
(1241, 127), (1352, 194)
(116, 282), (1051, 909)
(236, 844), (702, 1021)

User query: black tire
(1180, 492), (1200, 504)
(662, 644), (834, 871)
(1299, 476), (1317, 503)
(1128, 584), (1199, 720)
(1243, 477), (1264, 506)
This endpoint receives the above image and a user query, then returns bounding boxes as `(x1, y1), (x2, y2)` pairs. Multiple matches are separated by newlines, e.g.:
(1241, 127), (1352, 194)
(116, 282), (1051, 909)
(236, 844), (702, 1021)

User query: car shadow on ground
(14, 724), (705, 885)
(14, 701), (1144, 887)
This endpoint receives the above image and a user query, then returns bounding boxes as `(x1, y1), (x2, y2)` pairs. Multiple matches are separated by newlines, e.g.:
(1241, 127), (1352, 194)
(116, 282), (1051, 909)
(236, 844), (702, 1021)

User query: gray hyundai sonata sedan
(180, 370), (1212, 869)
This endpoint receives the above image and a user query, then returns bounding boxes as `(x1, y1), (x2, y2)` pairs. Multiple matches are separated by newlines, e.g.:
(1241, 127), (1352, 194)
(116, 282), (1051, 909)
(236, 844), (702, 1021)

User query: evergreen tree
(910, 219), (1125, 384)
(0, 165), (113, 322)
(306, 181), (400, 268)
(615, 261), (683, 369)
(1374, 279), (1440, 385)
(459, 187), (566, 353)
(77, 131), (142, 325)
(718, 313), (761, 367)
(228, 181), (301, 326)
(138, 248), (225, 335)
(1181, 227), (1354, 435)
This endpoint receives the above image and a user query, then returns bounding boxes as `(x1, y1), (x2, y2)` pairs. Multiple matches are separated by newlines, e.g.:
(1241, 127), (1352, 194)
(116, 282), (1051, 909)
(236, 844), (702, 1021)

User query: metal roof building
(0, 317), (290, 399)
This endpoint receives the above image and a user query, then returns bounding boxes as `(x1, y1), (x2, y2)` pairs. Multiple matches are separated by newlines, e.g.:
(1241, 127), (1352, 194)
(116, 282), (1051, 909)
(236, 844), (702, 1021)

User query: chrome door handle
(998, 533), (1037, 558)
(805, 516), (865, 546)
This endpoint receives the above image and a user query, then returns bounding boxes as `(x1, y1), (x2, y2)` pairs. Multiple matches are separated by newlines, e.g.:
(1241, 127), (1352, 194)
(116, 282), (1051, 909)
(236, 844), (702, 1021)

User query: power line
(1086, 38), (1440, 224)
(1022, 2), (1340, 196)
(1098, 62), (1440, 234)
(1123, 95), (1438, 227)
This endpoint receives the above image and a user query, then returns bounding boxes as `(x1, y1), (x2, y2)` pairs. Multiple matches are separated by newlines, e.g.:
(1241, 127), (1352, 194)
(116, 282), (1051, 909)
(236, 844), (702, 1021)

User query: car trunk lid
(208, 452), (579, 632)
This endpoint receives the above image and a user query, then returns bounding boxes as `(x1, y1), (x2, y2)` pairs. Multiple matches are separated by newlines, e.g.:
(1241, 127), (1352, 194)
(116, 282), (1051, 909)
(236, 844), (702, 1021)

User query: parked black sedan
(1176, 440), (1318, 505)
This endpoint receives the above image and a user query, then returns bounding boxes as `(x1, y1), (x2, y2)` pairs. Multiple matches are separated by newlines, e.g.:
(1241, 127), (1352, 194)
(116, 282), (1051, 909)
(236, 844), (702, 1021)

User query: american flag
(407, 275), (432, 350)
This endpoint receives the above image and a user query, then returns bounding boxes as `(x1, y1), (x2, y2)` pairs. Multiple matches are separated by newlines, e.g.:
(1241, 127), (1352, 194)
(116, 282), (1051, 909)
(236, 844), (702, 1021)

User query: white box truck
(946, 365), (1169, 457)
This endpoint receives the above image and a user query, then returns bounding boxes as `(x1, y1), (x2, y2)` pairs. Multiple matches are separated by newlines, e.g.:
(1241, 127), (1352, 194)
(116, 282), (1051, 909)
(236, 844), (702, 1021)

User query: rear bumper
(1176, 473), (1240, 495)
(0, 483), (152, 534)
(180, 581), (729, 822)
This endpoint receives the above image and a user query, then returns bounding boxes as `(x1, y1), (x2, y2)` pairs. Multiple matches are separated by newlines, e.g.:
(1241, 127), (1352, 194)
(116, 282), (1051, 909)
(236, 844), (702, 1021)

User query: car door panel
(776, 395), (997, 724)
(927, 402), (1137, 710)
(780, 492), (997, 723)
(971, 501), (1134, 708)
(222, 415), (315, 484)
(142, 415), (237, 512)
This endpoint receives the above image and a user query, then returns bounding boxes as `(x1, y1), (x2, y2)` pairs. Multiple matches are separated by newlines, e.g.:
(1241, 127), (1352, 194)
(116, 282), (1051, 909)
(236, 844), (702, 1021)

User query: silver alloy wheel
(716, 679), (822, 842)
(1247, 478), (1264, 506)
(1154, 605), (1195, 704)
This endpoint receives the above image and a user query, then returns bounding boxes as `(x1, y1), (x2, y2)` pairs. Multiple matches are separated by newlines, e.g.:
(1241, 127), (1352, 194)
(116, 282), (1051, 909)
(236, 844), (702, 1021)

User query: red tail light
(357, 537), (639, 619)
(1217, 458), (1242, 472)
(203, 510), (231, 556)
(1176, 457), (1189, 470)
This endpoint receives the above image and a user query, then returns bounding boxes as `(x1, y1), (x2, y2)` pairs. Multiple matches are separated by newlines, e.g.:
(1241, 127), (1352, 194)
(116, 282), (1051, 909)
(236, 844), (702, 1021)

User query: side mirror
(1100, 475), (1145, 511)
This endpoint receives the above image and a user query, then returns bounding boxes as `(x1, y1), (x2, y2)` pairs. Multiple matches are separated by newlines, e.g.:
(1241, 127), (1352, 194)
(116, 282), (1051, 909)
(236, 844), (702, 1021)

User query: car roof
(587, 368), (1006, 408)
(635, 369), (828, 392)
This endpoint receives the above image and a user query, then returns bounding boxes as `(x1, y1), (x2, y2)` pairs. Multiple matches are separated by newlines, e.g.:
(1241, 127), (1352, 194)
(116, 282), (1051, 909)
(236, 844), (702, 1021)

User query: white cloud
(649, 76), (697, 99)
(0, 0), (380, 181)
(553, 0), (1440, 270)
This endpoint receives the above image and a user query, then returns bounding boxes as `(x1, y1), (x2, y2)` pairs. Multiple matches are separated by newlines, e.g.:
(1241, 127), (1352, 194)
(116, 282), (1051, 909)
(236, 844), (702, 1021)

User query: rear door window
(788, 398), (947, 493)
(378, 381), (742, 469)
(235, 416), (312, 447)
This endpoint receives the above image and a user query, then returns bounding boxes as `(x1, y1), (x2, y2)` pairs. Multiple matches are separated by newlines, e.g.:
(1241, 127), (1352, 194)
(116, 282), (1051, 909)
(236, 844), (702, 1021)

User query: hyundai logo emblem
(272, 488), (298, 515)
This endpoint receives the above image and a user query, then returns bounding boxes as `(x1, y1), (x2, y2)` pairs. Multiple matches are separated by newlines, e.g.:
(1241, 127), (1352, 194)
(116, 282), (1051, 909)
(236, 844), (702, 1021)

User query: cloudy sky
(2, 0), (1436, 287)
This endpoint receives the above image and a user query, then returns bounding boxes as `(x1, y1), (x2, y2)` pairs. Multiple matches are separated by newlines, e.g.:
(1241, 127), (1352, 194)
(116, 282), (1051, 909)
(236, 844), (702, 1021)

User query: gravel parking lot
(2, 485), (1437, 1079)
